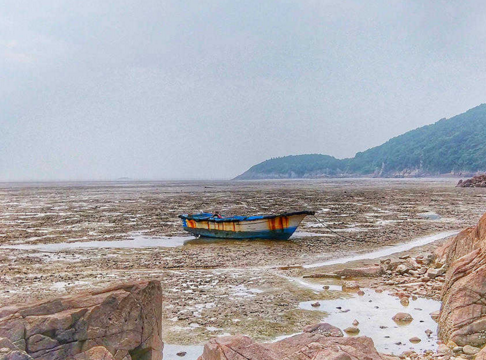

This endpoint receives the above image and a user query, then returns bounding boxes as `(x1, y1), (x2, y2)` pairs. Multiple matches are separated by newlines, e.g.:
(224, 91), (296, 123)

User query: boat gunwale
(178, 210), (315, 223)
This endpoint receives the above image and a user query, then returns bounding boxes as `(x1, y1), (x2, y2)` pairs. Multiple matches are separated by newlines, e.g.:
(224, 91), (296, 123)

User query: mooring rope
(312, 214), (379, 244)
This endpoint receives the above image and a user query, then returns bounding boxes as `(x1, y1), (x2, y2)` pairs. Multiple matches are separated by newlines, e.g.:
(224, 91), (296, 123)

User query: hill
(235, 104), (486, 179)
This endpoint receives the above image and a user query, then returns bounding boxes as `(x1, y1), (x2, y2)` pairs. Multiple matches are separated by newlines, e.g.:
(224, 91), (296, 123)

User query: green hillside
(235, 104), (486, 179)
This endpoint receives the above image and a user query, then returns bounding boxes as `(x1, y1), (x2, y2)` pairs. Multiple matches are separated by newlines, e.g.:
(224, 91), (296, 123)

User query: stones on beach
(303, 323), (343, 337)
(344, 326), (360, 335)
(430, 310), (440, 322)
(409, 337), (421, 343)
(392, 312), (413, 323)
(342, 281), (360, 292)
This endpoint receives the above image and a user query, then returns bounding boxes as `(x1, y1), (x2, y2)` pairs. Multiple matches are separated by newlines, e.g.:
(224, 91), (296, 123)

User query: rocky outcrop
(457, 174), (486, 187)
(197, 324), (383, 360)
(438, 213), (486, 347)
(0, 281), (162, 360)
(0, 337), (33, 359)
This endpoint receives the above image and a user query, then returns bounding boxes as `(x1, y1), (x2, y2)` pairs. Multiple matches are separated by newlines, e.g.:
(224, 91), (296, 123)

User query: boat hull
(180, 213), (309, 240)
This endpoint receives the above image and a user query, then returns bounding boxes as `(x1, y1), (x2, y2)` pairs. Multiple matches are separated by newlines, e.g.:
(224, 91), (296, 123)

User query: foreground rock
(0, 281), (162, 360)
(438, 212), (486, 347)
(197, 323), (383, 360)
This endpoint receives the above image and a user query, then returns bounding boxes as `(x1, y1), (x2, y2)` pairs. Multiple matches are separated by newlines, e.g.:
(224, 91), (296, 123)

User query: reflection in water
(299, 289), (440, 354)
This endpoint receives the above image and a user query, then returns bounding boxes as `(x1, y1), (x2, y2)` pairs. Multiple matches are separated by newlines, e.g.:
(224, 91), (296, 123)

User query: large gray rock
(0, 281), (162, 360)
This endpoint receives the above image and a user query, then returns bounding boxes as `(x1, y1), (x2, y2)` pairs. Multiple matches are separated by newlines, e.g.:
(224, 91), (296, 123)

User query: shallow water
(304, 230), (458, 268)
(299, 289), (440, 355)
(2, 233), (196, 251)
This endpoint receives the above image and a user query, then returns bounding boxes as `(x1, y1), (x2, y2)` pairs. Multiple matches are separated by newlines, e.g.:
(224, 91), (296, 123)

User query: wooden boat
(178, 211), (315, 240)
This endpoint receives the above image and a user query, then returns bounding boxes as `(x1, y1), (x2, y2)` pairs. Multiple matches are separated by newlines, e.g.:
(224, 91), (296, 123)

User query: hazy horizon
(2, 0), (486, 181)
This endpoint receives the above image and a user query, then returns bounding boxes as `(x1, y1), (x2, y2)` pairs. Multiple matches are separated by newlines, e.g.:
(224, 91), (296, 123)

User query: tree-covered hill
(235, 104), (486, 179)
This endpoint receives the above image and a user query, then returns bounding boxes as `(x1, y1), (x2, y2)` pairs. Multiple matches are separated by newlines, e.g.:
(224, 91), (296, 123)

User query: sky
(1, 0), (486, 181)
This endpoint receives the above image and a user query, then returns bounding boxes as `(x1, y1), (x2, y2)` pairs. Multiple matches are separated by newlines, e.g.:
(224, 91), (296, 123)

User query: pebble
(177, 351), (187, 357)
(409, 337), (421, 343)
(311, 302), (320, 307)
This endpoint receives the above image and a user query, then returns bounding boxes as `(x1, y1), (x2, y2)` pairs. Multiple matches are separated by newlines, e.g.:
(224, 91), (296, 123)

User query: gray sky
(1, 0), (485, 180)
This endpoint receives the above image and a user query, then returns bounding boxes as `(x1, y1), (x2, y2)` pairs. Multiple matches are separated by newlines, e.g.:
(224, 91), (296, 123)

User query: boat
(178, 211), (315, 240)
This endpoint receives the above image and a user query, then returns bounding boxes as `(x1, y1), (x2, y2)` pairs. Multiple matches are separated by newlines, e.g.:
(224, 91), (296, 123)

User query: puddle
(162, 344), (203, 360)
(299, 289), (440, 354)
(2, 233), (196, 252)
(304, 231), (458, 269)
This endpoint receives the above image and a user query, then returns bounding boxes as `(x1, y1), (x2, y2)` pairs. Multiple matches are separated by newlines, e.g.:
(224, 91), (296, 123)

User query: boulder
(438, 212), (486, 347)
(303, 323), (343, 337)
(0, 281), (162, 360)
(197, 331), (383, 360)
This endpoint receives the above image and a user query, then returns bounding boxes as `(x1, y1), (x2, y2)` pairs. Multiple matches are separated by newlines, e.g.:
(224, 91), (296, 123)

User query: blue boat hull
(184, 226), (298, 240)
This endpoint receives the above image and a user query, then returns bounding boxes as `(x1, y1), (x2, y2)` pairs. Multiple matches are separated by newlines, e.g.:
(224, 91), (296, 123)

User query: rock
(0, 281), (163, 360)
(425, 329), (433, 337)
(343, 327), (360, 335)
(311, 302), (320, 307)
(323, 285), (330, 290)
(463, 345), (481, 355)
(333, 266), (384, 278)
(426, 268), (440, 279)
(303, 323), (343, 337)
(456, 175), (486, 188)
(357, 290), (365, 296)
(197, 331), (384, 360)
(342, 281), (360, 292)
(396, 264), (410, 275)
(73, 346), (115, 360)
(438, 212), (486, 347)
(352, 319), (359, 326)
(430, 310), (440, 322)
(392, 312), (413, 323)
(409, 337), (421, 343)
(400, 298), (409, 306)
(177, 351), (187, 357)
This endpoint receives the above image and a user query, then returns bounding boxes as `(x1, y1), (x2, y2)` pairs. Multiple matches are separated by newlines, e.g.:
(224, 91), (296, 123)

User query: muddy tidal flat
(0, 179), (485, 357)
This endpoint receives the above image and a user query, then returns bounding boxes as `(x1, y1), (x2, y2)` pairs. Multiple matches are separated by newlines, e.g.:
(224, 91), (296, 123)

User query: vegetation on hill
(235, 104), (486, 179)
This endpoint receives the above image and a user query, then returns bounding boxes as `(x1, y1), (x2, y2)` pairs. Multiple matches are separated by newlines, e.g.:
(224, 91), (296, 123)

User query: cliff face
(0, 281), (163, 360)
(438, 213), (486, 347)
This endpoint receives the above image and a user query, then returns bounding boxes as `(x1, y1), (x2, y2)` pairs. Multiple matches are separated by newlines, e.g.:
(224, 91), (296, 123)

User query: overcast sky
(1, 0), (485, 180)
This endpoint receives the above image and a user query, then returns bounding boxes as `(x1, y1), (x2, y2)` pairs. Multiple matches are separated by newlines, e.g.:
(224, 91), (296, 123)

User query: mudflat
(0, 178), (484, 349)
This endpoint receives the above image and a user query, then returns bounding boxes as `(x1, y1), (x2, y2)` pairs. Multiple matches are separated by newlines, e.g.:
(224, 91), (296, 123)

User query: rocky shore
(0, 281), (162, 360)
(456, 175), (486, 187)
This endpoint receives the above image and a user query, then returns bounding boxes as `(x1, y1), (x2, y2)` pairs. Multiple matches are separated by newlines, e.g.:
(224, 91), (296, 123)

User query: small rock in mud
(409, 337), (421, 343)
